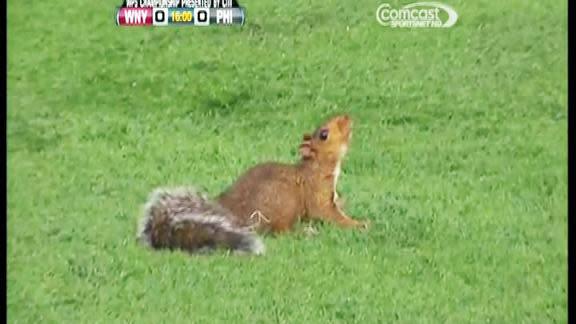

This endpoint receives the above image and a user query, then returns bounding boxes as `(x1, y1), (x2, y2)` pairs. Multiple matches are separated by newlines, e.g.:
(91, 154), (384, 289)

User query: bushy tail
(137, 187), (265, 255)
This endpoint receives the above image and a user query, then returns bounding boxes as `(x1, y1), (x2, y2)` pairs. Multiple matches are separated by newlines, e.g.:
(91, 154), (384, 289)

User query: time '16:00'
(172, 10), (193, 22)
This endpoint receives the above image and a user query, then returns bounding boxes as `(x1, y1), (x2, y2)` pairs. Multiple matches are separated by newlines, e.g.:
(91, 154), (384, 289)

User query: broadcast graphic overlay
(116, 0), (245, 27)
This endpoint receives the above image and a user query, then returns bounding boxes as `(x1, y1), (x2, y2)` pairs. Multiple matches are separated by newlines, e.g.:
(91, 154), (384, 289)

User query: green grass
(7, 0), (567, 322)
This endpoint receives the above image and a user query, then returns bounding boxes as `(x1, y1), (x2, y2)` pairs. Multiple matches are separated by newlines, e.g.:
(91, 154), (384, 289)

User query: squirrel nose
(337, 114), (352, 129)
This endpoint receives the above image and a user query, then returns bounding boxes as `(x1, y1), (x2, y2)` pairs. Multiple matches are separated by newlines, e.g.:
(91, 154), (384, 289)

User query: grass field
(7, 0), (567, 322)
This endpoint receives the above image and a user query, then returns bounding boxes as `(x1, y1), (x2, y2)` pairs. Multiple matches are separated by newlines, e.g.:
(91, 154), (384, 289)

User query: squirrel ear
(299, 145), (313, 159)
(299, 134), (314, 159)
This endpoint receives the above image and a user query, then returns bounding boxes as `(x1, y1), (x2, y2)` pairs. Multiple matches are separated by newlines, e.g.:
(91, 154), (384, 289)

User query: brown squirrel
(137, 114), (369, 255)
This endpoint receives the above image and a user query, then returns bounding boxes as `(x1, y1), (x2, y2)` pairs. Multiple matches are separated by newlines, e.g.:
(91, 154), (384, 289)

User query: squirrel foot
(358, 220), (371, 230)
(347, 219), (370, 230)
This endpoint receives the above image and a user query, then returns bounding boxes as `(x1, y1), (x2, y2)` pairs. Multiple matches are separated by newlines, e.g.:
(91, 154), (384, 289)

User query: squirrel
(137, 114), (369, 256)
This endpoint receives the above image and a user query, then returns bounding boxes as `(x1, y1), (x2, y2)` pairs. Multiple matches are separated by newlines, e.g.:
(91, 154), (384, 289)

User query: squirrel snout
(337, 114), (351, 126)
(335, 115), (352, 136)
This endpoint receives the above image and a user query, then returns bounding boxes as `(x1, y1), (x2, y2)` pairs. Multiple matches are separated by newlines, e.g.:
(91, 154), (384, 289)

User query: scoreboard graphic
(116, 0), (245, 26)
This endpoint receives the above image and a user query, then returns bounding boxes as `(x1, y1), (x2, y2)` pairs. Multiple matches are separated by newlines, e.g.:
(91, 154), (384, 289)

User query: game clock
(171, 9), (193, 23)
(115, 0), (245, 26)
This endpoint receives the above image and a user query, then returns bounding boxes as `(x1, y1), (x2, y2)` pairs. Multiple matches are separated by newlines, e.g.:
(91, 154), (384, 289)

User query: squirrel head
(299, 114), (352, 165)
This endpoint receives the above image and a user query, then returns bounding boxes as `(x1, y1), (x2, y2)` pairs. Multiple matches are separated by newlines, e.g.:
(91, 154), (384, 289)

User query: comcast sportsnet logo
(376, 2), (458, 28)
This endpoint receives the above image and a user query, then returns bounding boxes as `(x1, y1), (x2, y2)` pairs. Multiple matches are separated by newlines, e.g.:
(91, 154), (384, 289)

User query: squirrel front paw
(352, 220), (370, 230)
(342, 219), (370, 230)
(360, 221), (371, 230)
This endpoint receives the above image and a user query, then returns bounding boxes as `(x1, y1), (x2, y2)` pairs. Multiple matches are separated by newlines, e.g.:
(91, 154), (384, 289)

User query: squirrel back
(137, 115), (368, 256)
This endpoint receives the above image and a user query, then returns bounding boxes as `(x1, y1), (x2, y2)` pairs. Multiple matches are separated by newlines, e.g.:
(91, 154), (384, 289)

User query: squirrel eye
(319, 129), (329, 141)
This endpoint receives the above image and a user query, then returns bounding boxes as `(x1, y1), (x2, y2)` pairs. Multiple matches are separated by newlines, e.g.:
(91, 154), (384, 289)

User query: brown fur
(217, 114), (368, 233)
